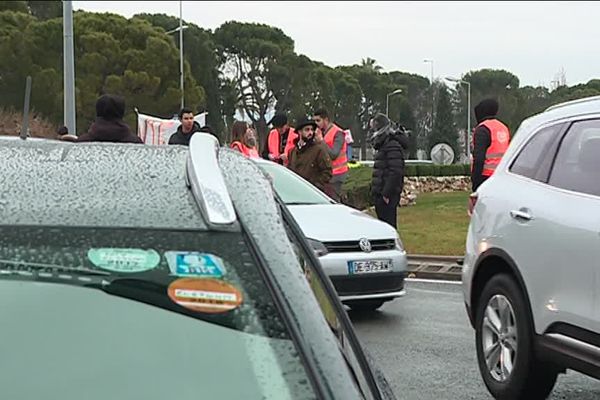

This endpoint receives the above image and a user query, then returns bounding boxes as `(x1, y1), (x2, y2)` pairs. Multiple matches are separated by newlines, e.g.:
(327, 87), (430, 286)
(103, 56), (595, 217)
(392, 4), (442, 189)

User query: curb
(407, 254), (464, 281)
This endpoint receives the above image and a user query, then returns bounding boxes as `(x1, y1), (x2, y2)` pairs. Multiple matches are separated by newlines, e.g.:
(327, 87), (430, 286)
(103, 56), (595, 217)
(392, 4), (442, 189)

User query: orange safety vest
(231, 141), (259, 158)
(324, 124), (348, 175)
(267, 129), (282, 160)
(267, 128), (297, 166)
(471, 119), (510, 177)
(283, 128), (297, 166)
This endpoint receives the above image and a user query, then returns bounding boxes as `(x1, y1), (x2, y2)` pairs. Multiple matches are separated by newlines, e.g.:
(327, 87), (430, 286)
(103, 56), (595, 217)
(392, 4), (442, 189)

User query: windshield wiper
(0, 259), (111, 277)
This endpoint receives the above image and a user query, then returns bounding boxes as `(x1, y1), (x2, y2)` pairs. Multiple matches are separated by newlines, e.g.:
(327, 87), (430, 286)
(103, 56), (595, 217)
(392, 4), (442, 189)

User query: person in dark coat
(77, 94), (142, 144)
(288, 116), (333, 194)
(168, 108), (202, 146)
(368, 113), (408, 229)
(76, 95), (141, 144)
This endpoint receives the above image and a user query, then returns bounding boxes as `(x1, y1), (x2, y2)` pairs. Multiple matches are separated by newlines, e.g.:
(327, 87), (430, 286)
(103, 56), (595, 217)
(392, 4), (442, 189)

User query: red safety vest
(471, 119), (510, 177)
(231, 141), (259, 158)
(324, 124), (348, 175)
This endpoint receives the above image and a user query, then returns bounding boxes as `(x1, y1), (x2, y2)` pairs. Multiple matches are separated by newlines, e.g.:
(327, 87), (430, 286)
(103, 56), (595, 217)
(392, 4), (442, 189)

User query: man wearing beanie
(471, 98), (510, 191)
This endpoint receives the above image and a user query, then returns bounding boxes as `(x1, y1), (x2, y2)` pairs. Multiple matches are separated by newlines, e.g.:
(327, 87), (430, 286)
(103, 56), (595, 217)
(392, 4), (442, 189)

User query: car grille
(324, 239), (396, 253)
(330, 273), (405, 296)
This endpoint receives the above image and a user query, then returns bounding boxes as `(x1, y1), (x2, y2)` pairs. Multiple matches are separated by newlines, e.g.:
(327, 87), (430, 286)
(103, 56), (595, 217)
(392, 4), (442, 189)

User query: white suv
(463, 96), (600, 399)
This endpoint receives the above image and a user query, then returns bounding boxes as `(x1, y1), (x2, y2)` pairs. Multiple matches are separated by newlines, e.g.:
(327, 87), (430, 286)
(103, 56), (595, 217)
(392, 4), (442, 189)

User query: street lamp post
(63, 0), (76, 135)
(386, 89), (403, 117)
(424, 59), (434, 133)
(166, 3), (188, 110)
(446, 76), (471, 159)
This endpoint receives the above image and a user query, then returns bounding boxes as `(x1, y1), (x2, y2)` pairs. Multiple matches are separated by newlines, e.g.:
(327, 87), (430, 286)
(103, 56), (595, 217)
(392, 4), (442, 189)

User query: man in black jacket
(471, 98), (510, 191)
(168, 108), (202, 146)
(368, 113), (408, 229)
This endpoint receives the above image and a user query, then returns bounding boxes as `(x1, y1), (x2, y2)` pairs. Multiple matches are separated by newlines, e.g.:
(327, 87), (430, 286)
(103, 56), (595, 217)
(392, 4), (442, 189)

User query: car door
(501, 119), (599, 335)
(544, 118), (600, 334)
(279, 202), (397, 400)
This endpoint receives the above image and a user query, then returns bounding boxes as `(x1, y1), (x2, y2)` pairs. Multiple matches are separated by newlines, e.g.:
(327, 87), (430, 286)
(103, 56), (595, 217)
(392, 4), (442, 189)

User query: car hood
(288, 204), (397, 242)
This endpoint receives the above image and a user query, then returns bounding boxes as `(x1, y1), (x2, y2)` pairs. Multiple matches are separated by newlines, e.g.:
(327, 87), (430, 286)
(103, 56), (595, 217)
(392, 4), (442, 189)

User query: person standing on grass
(368, 113), (408, 229)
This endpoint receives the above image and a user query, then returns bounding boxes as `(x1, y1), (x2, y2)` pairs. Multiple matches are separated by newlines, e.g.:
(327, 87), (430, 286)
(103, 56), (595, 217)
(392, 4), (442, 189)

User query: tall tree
(0, 10), (205, 133)
(214, 21), (294, 141)
(134, 13), (224, 134)
(27, 1), (61, 20)
(429, 84), (459, 157)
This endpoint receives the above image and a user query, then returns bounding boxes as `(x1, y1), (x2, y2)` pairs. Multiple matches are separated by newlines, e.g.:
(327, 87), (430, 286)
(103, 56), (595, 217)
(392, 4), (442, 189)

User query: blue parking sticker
(165, 252), (226, 278)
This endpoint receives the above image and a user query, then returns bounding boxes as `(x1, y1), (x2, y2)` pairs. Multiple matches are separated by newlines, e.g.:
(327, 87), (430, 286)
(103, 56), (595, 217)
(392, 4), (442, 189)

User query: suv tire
(475, 274), (559, 399)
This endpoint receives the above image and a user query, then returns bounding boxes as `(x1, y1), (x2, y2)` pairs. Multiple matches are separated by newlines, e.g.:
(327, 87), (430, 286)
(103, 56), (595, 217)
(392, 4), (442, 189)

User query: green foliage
(429, 85), (459, 155)
(0, 10), (205, 133)
(134, 13), (223, 134)
(27, 1), (61, 20)
(0, 1), (28, 13)
(214, 21), (294, 140)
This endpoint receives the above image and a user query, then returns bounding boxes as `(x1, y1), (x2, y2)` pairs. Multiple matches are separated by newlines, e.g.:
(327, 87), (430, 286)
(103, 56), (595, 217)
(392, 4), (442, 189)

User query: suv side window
(510, 124), (562, 181)
(548, 119), (600, 196)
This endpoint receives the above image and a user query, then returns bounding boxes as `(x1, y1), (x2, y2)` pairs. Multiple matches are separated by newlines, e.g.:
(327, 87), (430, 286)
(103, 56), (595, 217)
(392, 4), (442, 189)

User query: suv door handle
(510, 209), (533, 221)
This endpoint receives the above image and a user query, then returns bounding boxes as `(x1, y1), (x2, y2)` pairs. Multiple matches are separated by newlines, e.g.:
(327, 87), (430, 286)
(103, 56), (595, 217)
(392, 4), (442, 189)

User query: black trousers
(374, 194), (400, 229)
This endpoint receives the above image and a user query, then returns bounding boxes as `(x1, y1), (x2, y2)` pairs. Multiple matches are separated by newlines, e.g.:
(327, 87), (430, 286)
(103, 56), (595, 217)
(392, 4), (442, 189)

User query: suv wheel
(346, 300), (385, 312)
(475, 274), (559, 399)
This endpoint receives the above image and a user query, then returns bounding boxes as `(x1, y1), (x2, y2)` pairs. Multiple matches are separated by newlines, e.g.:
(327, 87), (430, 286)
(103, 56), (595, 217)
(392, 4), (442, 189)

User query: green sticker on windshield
(87, 248), (160, 273)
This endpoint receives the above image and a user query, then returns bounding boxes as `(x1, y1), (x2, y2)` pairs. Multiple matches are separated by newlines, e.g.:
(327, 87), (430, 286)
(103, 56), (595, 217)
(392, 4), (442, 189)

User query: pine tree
(429, 85), (459, 159)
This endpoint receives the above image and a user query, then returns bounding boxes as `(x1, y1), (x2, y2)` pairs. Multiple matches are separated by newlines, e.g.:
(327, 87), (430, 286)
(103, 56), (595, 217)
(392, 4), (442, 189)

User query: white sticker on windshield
(87, 248), (160, 273)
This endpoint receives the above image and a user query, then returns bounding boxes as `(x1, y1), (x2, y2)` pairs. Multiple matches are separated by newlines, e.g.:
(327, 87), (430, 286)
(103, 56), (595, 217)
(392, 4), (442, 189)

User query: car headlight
(395, 237), (405, 251)
(307, 239), (328, 257)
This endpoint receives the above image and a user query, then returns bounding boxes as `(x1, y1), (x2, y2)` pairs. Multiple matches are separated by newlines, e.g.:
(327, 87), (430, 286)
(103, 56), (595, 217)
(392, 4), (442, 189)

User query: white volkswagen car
(256, 159), (407, 312)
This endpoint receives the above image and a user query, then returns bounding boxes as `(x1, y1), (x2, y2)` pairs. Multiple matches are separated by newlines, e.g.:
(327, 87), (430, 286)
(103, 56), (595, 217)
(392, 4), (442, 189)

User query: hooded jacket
(472, 99), (502, 190)
(77, 95), (142, 144)
(288, 136), (332, 193)
(371, 131), (408, 199)
(168, 121), (202, 146)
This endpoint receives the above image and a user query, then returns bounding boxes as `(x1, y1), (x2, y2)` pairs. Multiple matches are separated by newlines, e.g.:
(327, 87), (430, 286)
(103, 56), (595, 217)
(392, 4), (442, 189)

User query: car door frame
(504, 115), (600, 335)
(276, 196), (391, 400)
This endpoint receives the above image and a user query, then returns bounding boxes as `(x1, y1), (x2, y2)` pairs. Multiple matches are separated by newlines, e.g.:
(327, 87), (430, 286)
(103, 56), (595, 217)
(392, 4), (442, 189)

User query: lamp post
(386, 89), (403, 117)
(446, 76), (471, 159)
(166, 2), (187, 109)
(424, 59), (434, 133)
(63, 0), (76, 135)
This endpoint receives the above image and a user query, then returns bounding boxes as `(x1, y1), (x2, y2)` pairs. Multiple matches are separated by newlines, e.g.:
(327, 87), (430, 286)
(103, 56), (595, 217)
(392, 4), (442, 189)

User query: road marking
(406, 278), (463, 285)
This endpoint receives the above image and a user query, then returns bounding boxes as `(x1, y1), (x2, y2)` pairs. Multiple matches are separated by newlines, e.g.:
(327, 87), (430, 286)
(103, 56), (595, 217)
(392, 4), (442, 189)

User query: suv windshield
(0, 226), (315, 400)
(258, 162), (332, 205)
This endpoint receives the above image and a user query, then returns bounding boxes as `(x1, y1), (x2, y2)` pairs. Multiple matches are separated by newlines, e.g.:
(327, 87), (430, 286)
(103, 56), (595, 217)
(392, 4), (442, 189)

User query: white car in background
(257, 159), (408, 312)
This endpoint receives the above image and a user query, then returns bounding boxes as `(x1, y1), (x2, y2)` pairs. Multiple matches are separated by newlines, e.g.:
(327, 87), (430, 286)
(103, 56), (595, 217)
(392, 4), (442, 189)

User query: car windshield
(0, 225), (316, 400)
(258, 162), (332, 205)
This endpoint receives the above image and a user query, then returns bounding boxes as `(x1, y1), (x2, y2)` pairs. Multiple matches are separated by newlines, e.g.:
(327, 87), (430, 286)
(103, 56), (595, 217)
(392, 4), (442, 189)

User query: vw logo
(359, 238), (372, 253)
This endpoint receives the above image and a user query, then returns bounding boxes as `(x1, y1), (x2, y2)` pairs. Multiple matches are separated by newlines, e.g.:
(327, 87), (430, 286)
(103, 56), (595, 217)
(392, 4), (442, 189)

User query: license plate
(348, 260), (392, 275)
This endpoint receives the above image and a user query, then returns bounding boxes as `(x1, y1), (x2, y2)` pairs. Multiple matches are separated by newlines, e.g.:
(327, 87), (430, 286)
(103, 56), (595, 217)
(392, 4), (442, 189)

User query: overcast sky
(72, 1), (599, 88)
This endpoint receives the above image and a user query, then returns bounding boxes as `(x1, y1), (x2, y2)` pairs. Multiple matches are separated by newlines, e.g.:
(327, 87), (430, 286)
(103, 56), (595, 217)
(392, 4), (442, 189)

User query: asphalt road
(349, 280), (600, 400)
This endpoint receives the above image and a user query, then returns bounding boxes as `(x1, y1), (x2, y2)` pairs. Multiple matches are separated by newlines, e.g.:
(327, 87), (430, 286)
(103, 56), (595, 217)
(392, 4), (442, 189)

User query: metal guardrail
(407, 254), (463, 281)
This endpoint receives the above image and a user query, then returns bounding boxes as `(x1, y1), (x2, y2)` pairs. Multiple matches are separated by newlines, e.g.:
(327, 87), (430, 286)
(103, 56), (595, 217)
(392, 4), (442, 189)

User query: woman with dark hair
(77, 94), (142, 144)
(229, 120), (259, 158)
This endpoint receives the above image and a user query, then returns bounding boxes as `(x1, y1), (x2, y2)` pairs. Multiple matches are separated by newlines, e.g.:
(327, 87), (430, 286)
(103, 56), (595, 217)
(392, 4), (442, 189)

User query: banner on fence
(135, 110), (207, 145)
